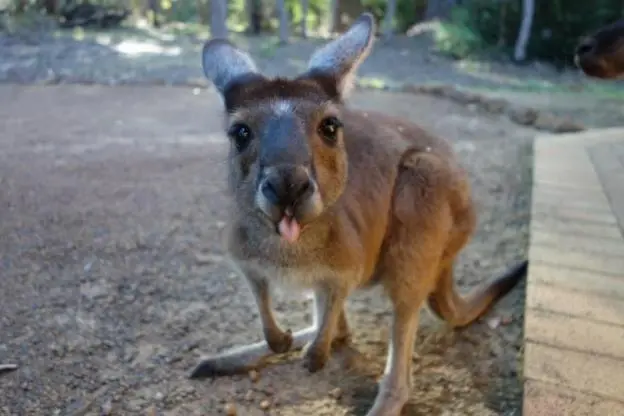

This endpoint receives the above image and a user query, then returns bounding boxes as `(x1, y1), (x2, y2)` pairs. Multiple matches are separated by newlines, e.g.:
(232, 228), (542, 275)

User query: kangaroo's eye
(228, 123), (253, 152)
(318, 116), (343, 146)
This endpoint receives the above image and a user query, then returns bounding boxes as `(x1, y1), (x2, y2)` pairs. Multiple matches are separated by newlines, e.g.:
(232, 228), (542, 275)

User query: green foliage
(361, 0), (426, 32)
(6, 0), (621, 67)
(528, 0), (623, 66)
(433, 7), (485, 59)
(4, 0), (47, 14)
(159, 0), (329, 34)
(458, 0), (624, 66)
(163, 0), (201, 24)
(263, 0), (330, 34)
(1, 1), (59, 32)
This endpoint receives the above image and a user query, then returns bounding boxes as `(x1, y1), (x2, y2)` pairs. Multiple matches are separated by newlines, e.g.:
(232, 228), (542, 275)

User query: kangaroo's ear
(305, 13), (376, 98)
(201, 39), (260, 96)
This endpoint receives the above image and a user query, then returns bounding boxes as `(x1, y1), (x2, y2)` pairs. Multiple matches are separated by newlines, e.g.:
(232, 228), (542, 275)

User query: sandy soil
(0, 84), (533, 416)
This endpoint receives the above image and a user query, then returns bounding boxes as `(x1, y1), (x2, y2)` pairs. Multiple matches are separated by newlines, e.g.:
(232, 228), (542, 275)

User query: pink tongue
(278, 216), (301, 243)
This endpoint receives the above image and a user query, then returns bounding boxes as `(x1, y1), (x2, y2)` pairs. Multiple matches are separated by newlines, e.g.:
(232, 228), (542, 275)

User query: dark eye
(318, 116), (343, 145)
(227, 123), (253, 152)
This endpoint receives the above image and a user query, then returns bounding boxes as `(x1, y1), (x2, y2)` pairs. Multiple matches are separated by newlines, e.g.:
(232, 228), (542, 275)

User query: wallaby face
(191, 13), (528, 416)
(202, 18), (372, 244)
(576, 19), (624, 79)
(222, 78), (348, 243)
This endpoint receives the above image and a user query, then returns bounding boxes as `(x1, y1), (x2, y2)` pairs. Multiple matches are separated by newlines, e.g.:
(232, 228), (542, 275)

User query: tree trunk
(197, 0), (208, 25)
(513, 0), (534, 61)
(300, 0), (309, 38)
(424, 0), (456, 21)
(277, 0), (289, 44)
(41, 0), (59, 15)
(211, 0), (228, 38)
(148, 0), (160, 27)
(139, 0), (149, 19)
(15, 0), (28, 13)
(246, 0), (262, 34)
(382, 0), (397, 38)
(329, 0), (339, 33)
(497, 0), (508, 48)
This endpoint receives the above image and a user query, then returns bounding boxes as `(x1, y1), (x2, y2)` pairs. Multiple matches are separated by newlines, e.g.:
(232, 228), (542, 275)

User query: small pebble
(100, 399), (113, 415)
(224, 403), (237, 415)
(501, 315), (513, 325)
(487, 317), (501, 330)
(248, 370), (259, 383)
(244, 390), (254, 401)
(0, 363), (18, 374)
(329, 387), (342, 400)
(194, 252), (223, 265)
(259, 400), (271, 410)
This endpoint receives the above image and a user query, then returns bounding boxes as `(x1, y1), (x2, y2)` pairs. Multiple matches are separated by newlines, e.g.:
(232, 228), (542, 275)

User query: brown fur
(190, 14), (527, 416)
(576, 19), (624, 79)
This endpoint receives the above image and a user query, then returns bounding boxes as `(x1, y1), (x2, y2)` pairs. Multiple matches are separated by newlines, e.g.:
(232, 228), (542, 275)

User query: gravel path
(0, 84), (532, 416)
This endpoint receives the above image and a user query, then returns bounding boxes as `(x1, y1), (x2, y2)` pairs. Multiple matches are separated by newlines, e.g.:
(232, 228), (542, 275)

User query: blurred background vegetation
(2, 0), (623, 67)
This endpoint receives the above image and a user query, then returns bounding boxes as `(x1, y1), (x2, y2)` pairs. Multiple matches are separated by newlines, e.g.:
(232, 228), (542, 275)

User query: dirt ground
(0, 84), (533, 416)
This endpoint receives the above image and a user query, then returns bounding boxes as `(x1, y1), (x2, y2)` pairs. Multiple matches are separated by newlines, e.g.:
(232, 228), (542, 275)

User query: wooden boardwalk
(524, 127), (624, 415)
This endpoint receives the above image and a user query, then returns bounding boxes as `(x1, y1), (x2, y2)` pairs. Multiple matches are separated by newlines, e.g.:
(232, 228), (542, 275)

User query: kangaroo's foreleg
(190, 267), (304, 379)
(245, 271), (294, 353)
(334, 308), (352, 347)
(302, 286), (349, 373)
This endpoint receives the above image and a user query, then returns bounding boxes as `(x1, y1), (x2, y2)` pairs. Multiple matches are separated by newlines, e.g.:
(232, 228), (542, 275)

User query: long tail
(427, 260), (528, 328)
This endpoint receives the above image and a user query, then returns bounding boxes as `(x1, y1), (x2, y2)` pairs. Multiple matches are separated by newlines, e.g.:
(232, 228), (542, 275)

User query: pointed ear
(201, 39), (260, 96)
(306, 13), (376, 98)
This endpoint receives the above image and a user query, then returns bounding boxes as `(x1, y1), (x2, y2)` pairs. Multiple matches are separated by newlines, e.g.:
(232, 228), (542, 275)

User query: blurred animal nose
(260, 166), (313, 211)
(576, 38), (596, 56)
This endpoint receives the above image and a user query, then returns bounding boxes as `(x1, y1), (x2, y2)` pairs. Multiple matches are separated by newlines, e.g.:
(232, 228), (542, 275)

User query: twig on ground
(0, 363), (18, 375)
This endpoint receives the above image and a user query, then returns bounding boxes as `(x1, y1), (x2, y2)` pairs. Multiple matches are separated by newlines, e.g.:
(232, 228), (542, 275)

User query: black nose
(261, 166), (313, 211)
(576, 38), (596, 56)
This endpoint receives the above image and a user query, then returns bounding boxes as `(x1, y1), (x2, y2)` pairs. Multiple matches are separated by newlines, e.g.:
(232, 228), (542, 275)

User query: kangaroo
(190, 13), (528, 416)
(575, 19), (624, 79)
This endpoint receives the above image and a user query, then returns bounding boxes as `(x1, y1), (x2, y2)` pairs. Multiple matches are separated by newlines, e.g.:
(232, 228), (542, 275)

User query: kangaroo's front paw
(189, 355), (246, 379)
(189, 357), (223, 379)
(266, 328), (293, 354)
(302, 342), (329, 373)
(365, 381), (410, 416)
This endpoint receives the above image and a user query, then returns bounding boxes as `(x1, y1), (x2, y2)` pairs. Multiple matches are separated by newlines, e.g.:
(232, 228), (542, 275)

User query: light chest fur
(223, 216), (365, 291)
